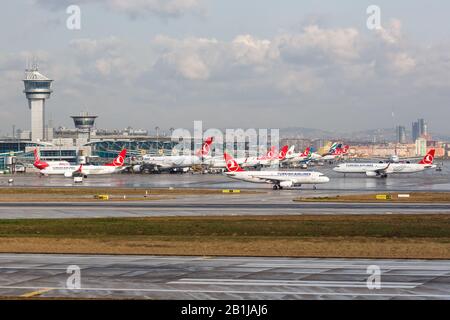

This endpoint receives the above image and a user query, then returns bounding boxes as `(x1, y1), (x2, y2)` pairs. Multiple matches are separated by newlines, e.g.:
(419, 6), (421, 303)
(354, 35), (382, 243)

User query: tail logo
(424, 154), (433, 164)
(201, 143), (210, 155)
(226, 159), (240, 172)
(113, 155), (124, 166)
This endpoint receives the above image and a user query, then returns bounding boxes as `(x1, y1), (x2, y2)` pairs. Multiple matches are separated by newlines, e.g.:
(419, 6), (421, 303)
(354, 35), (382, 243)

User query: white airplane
(139, 137), (214, 172)
(283, 146), (322, 164)
(223, 152), (330, 190)
(33, 149), (71, 170)
(203, 145), (289, 169)
(35, 149), (128, 177)
(333, 149), (436, 178)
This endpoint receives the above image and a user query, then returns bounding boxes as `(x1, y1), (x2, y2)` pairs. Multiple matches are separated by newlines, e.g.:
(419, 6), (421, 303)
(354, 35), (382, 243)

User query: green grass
(0, 215), (449, 239)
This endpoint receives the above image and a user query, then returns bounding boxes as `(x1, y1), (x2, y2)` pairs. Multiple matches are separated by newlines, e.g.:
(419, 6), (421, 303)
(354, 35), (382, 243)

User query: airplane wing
(246, 173), (304, 184)
(364, 163), (391, 175)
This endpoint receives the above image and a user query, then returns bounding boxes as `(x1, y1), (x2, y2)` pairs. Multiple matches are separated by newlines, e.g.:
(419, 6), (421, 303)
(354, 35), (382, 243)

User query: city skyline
(1, 1), (450, 133)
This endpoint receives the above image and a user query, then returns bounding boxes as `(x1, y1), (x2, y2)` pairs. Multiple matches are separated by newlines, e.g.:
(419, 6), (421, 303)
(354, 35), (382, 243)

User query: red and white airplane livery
(34, 149), (127, 177)
(333, 149), (436, 178)
(223, 152), (329, 190)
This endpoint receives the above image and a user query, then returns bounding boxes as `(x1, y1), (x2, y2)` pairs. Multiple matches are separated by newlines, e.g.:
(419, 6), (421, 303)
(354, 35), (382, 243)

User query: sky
(1, 0), (450, 135)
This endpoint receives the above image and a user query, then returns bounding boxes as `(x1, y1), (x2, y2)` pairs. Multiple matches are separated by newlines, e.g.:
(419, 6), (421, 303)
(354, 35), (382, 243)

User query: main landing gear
(272, 184), (283, 190)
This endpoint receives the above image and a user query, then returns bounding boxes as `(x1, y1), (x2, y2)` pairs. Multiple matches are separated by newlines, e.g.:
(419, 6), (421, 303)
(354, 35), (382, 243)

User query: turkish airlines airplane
(35, 149), (127, 177)
(203, 145), (289, 169)
(333, 149), (436, 178)
(223, 152), (330, 190)
(140, 137), (214, 172)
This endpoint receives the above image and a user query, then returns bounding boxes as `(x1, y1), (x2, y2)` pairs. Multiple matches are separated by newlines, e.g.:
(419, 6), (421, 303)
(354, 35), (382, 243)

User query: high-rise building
(23, 65), (53, 142)
(412, 118), (428, 142)
(396, 125), (406, 144)
(418, 118), (427, 136)
(412, 121), (420, 141)
(415, 137), (427, 156)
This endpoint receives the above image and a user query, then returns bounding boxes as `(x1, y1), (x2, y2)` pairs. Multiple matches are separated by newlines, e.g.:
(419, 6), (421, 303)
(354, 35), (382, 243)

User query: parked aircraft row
(32, 138), (438, 190)
(222, 149), (437, 189)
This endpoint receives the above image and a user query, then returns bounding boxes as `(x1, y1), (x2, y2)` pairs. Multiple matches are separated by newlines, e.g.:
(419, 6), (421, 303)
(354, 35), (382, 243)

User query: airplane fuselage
(40, 164), (123, 176)
(334, 163), (435, 174)
(225, 171), (330, 185)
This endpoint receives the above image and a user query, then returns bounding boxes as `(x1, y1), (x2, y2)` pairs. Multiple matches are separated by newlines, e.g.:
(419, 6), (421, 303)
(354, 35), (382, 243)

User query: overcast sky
(1, 0), (450, 135)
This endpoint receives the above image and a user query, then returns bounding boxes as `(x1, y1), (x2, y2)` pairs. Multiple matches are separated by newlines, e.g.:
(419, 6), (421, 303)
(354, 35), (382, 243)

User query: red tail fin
(419, 149), (435, 165)
(278, 145), (289, 160)
(196, 137), (214, 157)
(34, 148), (39, 162)
(224, 152), (244, 172)
(107, 149), (127, 167)
(33, 148), (48, 170)
(266, 146), (276, 158)
(301, 147), (310, 157)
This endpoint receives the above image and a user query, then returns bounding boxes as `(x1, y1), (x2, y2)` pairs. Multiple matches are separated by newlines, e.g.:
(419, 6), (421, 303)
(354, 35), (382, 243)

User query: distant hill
(280, 127), (450, 142)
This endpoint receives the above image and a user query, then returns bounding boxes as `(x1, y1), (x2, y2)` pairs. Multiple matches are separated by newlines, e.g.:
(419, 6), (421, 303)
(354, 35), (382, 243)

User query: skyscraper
(412, 118), (428, 142)
(396, 125), (406, 144)
(412, 121), (420, 141)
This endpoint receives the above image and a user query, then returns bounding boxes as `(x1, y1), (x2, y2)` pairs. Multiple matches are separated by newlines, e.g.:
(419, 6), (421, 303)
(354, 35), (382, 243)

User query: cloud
(376, 19), (403, 45)
(389, 52), (416, 75)
(231, 35), (278, 65)
(33, 0), (205, 19)
(277, 69), (324, 94)
(276, 25), (361, 64)
(4, 15), (450, 132)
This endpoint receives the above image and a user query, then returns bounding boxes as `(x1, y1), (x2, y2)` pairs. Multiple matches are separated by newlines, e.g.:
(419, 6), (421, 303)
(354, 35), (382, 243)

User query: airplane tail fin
(196, 136), (214, 157)
(33, 148), (48, 170)
(329, 142), (338, 153)
(286, 146), (295, 158)
(301, 147), (311, 157)
(224, 152), (244, 172)
(34, 148), (39, 162)
(266, 146), (276, 159)
(107, 149), (127, 167)
(278, 145), (289, 160)
(419, 149), (435, 165)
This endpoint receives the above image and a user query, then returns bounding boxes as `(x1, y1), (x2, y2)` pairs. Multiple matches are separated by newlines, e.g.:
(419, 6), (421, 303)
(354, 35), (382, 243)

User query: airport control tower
(71, 112), (97, 141)
(23, 65), (53, 142)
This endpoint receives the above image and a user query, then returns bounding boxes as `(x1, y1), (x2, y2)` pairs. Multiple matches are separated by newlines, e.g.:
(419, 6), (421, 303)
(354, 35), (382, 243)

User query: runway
(0, 197), (449, 219)
(0, 254), (448, 299)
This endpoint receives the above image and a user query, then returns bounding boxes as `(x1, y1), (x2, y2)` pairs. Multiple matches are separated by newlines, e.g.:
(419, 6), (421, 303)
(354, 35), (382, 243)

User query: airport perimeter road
(0, 254), (449, 299)
(0, 200), (449, 218)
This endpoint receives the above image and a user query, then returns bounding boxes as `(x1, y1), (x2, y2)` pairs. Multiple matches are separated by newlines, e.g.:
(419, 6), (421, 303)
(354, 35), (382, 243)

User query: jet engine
(132, 165), (142, 173)
(365, 171), (378, 177)
(64, 171), (73, 178)
(280, 181), (293, 188)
